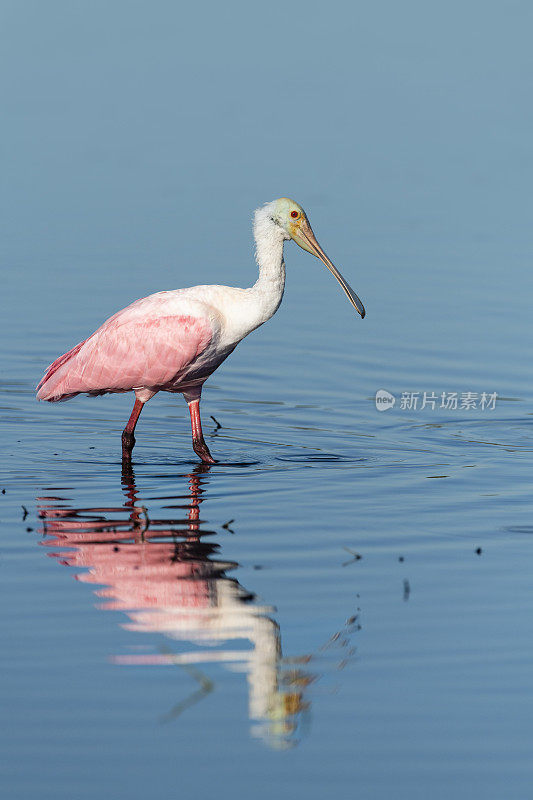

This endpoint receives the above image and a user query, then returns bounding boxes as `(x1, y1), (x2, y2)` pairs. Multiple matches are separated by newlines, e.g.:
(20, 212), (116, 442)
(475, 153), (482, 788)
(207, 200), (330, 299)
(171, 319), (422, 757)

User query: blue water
(2, 2), (533, 798)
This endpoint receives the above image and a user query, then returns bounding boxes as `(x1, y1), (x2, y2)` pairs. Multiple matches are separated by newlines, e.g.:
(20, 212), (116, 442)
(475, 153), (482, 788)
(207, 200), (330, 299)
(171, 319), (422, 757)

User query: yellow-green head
(270, 197), (365, 318)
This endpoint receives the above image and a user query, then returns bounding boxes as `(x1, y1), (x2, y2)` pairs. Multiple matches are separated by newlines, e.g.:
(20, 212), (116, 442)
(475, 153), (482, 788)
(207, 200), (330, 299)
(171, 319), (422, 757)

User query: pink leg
(188, 399), (217, 464)
(122, 398), (144, 460)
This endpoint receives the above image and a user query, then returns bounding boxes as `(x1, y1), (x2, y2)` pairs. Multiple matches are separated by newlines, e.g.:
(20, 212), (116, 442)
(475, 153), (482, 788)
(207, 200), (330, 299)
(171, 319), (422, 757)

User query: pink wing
(37, 300), (213, 402)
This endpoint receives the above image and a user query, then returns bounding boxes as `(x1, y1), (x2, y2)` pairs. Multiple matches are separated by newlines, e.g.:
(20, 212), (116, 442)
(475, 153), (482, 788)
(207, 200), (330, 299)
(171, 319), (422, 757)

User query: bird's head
(269, 197), (365, 319)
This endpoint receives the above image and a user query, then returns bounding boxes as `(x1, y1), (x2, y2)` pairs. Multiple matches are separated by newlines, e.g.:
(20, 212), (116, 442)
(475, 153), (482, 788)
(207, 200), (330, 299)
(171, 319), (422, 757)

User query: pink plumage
(37, 291), (219, 462)
(37, 296), (213, 402)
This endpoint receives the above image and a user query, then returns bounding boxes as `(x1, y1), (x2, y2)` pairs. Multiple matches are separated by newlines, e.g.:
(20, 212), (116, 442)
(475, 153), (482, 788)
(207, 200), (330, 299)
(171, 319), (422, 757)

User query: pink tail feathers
(36, 339), (87, 402)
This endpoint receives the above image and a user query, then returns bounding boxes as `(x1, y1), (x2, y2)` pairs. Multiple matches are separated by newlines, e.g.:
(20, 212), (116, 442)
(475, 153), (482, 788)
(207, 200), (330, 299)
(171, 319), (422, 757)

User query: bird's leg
(122, 398), (144, 460)
(188, 399), (217, 464)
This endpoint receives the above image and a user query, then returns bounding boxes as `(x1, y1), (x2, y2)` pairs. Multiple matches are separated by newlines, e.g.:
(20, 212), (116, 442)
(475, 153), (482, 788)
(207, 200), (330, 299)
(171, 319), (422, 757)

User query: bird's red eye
(290, 210), (299, 218)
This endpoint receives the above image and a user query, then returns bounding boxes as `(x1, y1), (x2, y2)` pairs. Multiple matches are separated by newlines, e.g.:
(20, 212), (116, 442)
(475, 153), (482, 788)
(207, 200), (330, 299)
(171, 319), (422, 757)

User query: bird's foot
(193, 437), (217, 464)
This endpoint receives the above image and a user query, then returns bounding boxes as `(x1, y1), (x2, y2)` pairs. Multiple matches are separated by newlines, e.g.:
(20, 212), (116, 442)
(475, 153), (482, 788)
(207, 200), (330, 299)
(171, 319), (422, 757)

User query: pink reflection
(37, 465), (312, 747)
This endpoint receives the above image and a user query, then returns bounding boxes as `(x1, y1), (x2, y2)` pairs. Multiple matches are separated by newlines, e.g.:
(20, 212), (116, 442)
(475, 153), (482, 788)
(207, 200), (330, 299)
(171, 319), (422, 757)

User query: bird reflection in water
(37, 464), (318, 748)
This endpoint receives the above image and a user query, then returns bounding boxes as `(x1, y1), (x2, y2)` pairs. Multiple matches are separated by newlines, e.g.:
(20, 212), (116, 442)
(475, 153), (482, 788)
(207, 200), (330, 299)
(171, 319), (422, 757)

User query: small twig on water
(21, 505), (28, 520)
(210, 416), (222, 430)
(222, 519), (235, 534)
(342, 546), (362, 567)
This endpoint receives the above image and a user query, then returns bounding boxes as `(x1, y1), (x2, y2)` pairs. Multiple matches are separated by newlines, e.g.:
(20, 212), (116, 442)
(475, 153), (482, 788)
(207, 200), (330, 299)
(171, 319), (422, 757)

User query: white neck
(249, 203), (287, 321)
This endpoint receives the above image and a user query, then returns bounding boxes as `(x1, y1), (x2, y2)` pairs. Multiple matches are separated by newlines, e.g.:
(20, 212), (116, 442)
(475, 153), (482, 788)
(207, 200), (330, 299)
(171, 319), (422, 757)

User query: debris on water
(26, 527), (33, 532)
(403, 579), (411, 601)
(21, 505), (28, 520)
(342, 547), (362, 566)
(210, 415), (222, 430)
(1, 489), (5, 494)
(399, 555), (404, 562)
(475, 547), (482, 555)
(222, 519), (235, 533)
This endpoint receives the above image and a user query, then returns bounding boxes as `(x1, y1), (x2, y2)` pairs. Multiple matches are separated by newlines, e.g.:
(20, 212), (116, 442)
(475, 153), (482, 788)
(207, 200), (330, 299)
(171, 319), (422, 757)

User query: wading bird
(37, 198), (365, 463)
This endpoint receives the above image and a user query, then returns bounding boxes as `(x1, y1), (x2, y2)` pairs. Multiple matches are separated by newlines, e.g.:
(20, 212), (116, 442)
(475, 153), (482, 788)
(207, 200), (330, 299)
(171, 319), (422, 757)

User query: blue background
(2, 2), (533, 798)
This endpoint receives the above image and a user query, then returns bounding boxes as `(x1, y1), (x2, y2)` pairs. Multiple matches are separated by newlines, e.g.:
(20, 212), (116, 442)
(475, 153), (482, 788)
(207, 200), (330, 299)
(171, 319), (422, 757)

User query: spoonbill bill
(37, 198), (365, 463)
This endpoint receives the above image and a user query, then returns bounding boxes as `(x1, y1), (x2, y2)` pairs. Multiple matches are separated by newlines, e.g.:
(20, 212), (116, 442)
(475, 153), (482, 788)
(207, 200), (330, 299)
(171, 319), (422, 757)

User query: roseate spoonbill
(37, 198), (365, 463)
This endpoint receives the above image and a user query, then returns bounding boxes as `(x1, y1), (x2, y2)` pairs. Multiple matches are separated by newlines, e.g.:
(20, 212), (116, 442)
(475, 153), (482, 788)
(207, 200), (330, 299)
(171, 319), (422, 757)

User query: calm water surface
(2, 2), (533, 798)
